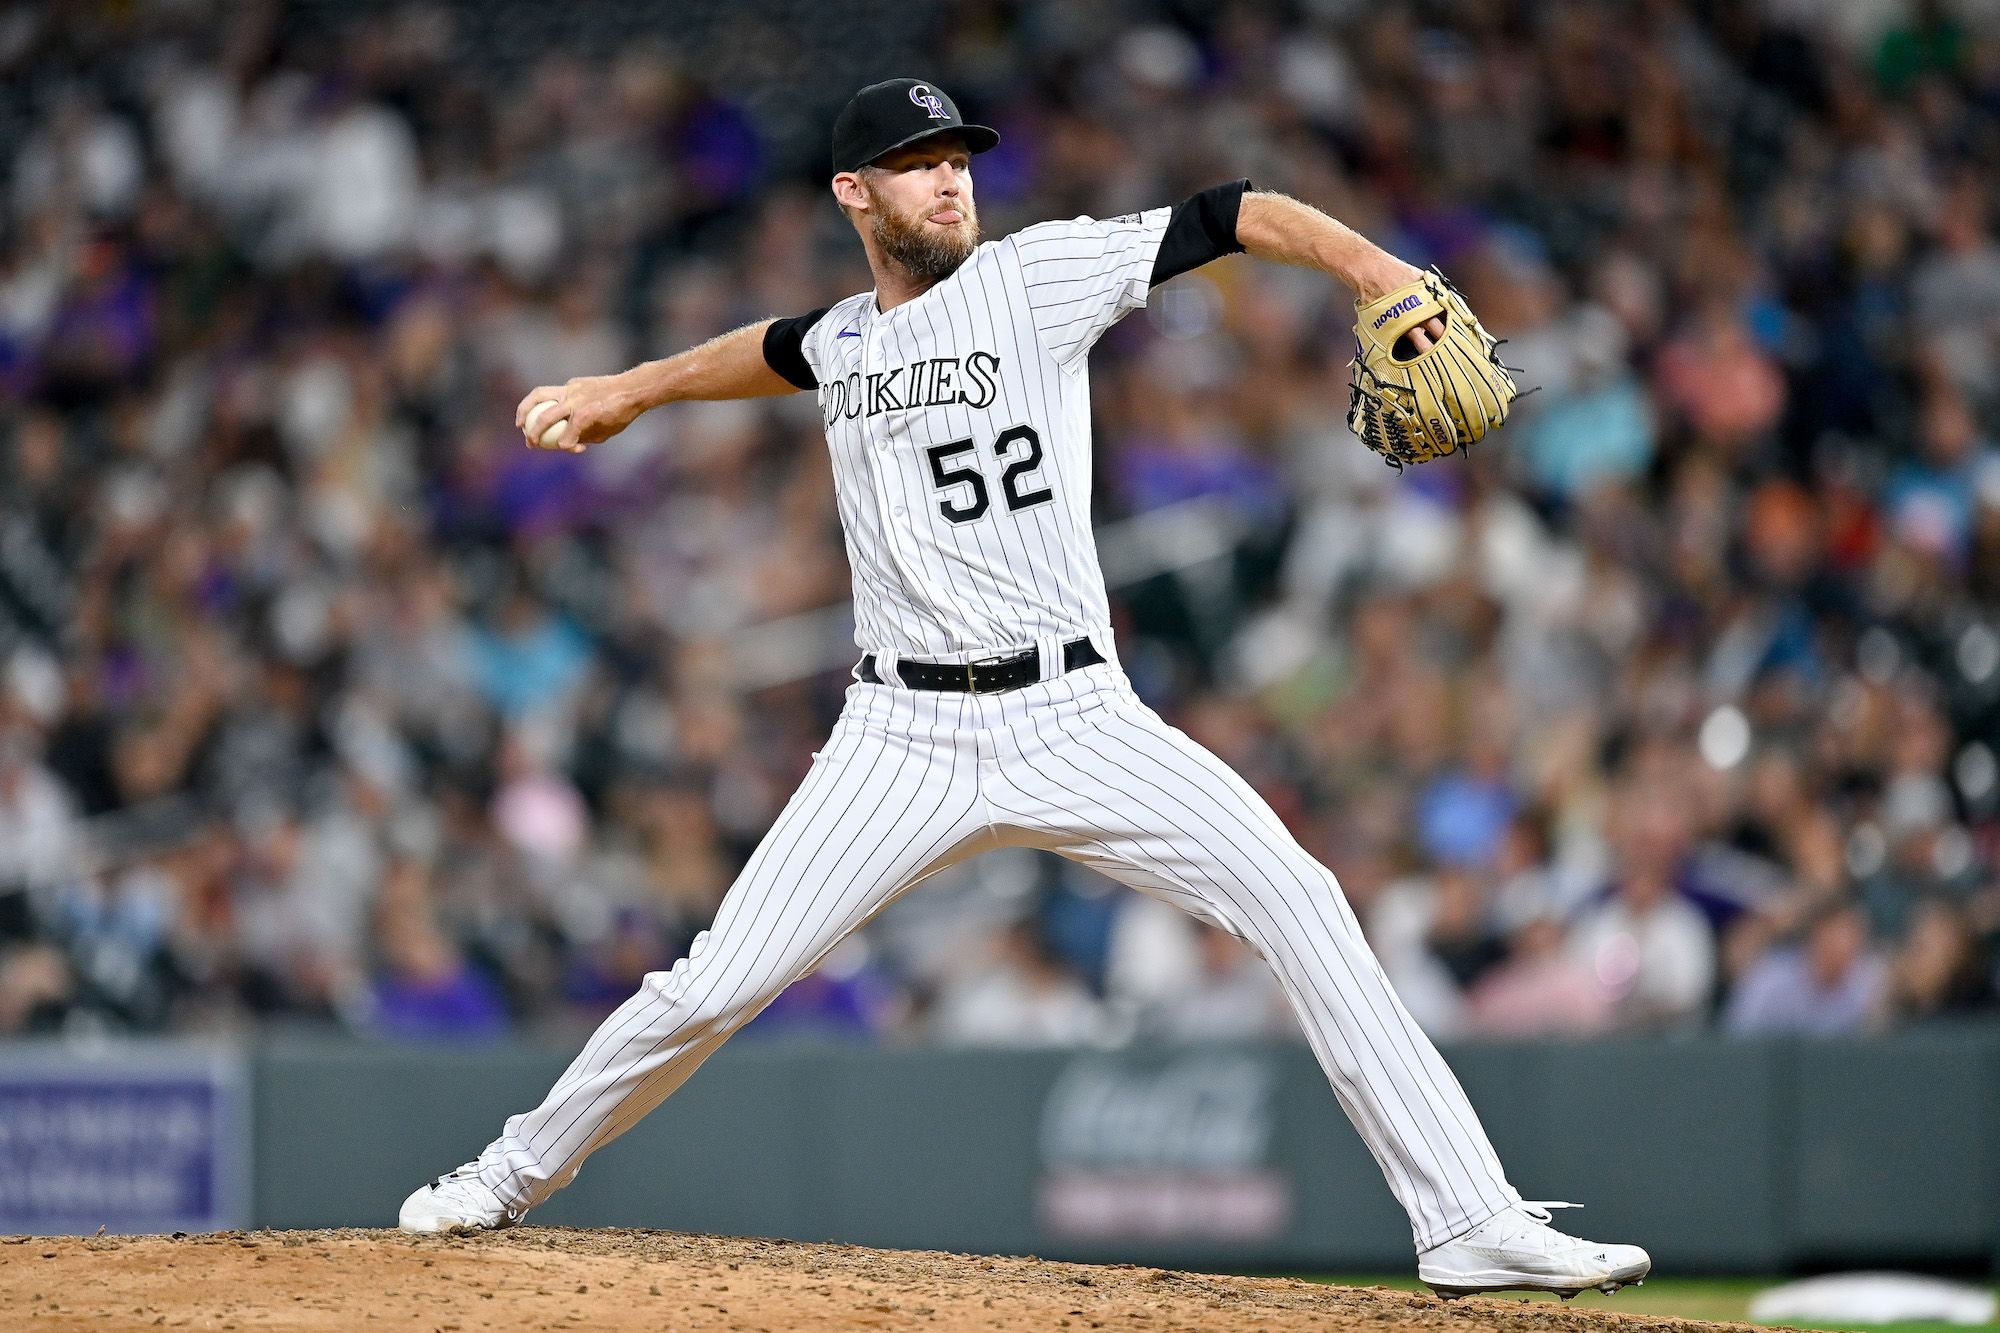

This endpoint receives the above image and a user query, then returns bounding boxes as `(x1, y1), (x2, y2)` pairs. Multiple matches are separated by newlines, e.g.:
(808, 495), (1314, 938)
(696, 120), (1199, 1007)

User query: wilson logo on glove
(1371, 293), (1423, 330)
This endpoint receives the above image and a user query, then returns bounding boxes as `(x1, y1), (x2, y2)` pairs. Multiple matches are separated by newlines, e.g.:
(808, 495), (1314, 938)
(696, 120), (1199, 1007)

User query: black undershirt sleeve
(1150, 179), (1252, 287)
(761, 306), (832, 391)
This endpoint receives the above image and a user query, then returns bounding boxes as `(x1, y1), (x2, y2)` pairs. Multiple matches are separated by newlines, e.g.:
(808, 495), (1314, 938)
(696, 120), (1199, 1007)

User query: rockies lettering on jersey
(819, 350), (1003, 424)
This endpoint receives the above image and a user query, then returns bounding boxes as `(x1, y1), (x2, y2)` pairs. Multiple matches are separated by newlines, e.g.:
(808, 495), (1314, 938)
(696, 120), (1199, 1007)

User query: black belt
(859, 637), (1105, 694)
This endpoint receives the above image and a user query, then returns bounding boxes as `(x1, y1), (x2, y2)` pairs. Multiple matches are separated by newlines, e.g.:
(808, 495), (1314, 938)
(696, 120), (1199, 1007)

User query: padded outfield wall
(1, 1033), (1995, 1272)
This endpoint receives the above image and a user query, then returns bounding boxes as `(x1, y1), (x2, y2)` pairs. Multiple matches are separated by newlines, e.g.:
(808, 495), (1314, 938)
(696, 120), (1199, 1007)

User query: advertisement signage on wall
(0, 1043), (249, 1236)
(1035, 1050), (1292, 1243)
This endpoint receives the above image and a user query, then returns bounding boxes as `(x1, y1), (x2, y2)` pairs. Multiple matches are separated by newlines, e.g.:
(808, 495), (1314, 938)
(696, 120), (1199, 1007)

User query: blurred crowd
(3, 0), (2000, 1046)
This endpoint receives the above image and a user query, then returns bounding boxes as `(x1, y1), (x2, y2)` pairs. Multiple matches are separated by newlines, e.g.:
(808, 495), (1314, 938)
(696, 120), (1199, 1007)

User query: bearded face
(862, 172), (980, 280)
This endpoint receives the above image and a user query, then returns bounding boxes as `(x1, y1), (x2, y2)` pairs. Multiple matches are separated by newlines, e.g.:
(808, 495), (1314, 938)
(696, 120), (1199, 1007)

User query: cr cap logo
(1371, 293), (1423, 330)
(909, 84), (950, 120)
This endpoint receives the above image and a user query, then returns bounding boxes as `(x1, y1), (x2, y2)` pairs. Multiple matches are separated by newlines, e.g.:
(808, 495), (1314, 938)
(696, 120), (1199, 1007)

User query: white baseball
(525, 399), (569, 448)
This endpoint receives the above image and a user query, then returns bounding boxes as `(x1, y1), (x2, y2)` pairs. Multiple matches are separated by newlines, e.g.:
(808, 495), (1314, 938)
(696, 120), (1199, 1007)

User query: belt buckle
(966, 651), (1015, 696)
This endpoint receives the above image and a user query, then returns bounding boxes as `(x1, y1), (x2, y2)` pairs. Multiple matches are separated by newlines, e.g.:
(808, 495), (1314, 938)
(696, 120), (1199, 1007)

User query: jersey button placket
(866, 321), (890, 454)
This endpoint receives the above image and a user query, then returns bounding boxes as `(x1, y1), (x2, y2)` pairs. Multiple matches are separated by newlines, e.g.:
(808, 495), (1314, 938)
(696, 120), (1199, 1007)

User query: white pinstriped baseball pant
(472, 660), (1522, 1250)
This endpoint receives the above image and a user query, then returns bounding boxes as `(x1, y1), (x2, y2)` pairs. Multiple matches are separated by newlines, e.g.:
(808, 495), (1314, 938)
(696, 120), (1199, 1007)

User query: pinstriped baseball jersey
(795, 209), (1170, 661)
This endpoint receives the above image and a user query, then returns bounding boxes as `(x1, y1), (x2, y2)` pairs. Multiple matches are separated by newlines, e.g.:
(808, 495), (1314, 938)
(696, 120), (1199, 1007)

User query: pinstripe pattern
(475, 688), (992, 1209)
(453, 208), (1524, 1254)
(796, 209), (1168, 662)
(467, 667), (1520, 1249)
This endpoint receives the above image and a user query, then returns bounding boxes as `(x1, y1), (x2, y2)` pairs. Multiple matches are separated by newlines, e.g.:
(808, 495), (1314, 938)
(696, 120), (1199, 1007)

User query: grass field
(1312, 1276), (2000, 1332)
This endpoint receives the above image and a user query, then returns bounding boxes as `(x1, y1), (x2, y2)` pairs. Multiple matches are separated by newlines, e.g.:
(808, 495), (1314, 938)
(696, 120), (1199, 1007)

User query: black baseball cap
(831, 78), (999, 174)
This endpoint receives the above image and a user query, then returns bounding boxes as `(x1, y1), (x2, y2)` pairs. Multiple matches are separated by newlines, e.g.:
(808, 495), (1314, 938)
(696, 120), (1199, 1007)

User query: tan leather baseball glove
(1347, 267), (1518, 468)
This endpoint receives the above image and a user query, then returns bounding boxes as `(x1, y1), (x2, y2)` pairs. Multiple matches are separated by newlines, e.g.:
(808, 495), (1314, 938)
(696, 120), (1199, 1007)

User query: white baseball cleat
(398, 1163), (522, 1234)
(1419, 1202), (1651, 1300)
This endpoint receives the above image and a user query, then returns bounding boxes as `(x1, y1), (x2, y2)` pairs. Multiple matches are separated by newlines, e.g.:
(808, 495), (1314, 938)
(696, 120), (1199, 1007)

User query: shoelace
(1511, 1200), (1590, 1246)
(431, 1161), (483, 1189)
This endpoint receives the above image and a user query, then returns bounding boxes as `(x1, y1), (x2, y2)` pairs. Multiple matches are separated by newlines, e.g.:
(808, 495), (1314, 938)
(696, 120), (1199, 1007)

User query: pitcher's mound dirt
(2, 1227), (1741, 1332)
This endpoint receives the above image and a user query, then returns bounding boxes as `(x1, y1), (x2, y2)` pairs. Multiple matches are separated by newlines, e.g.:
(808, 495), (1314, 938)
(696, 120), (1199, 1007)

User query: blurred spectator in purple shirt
(37, 230), (155, 404)
(1724, 900), (1886, 1037)
(370, 892), (511, 1042)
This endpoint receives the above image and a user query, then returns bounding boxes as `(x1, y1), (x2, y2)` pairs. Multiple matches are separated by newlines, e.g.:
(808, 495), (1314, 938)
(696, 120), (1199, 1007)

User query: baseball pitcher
(400, 77), (1645, 1300)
